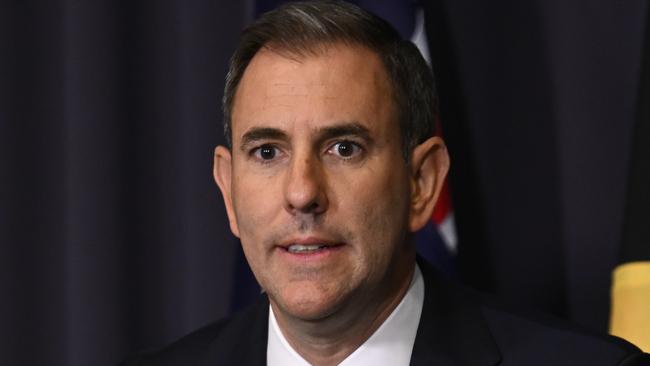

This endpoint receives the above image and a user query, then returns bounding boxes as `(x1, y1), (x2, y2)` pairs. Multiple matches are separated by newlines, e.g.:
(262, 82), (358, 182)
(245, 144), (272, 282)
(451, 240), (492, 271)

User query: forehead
(230, 43), (396, 142)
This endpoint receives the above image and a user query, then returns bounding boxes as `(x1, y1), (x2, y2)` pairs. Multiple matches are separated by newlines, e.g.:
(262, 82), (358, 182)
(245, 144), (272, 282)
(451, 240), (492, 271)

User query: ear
(408, 136), (450, 232)
(213, 145), (240, 237)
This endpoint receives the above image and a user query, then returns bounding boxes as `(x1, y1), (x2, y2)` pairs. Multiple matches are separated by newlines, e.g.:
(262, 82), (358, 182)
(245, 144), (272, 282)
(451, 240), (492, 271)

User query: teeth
(287, 244), (326, 253)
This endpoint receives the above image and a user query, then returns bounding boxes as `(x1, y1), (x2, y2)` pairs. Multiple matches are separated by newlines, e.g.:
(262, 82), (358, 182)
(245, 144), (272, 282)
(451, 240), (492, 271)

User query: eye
(252, 144), (281, 161)
(328, 140), (362, 159)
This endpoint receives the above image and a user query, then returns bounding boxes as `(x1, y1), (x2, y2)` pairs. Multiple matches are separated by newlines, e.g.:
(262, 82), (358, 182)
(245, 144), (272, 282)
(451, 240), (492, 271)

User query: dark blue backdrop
(1, 1), (648, 365)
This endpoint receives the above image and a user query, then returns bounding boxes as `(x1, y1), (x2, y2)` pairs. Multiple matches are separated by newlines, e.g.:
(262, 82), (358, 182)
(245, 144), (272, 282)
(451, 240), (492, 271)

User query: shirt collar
(267, 263), (425, 366)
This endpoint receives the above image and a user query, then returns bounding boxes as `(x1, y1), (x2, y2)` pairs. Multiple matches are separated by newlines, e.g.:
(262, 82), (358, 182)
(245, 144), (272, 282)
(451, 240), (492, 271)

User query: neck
(271, 254), (416, 366)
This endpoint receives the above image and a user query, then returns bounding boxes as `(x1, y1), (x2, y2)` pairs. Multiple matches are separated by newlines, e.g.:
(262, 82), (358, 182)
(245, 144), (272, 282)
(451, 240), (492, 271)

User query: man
(122, 1), (650, 365)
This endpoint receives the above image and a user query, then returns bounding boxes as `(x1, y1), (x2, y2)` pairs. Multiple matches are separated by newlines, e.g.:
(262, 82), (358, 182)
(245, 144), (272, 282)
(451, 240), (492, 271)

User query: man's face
(215, 44), (435, 321)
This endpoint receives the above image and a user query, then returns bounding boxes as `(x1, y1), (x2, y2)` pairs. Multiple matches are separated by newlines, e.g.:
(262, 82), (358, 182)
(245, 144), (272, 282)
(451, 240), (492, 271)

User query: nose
(283, 154), (328, 216)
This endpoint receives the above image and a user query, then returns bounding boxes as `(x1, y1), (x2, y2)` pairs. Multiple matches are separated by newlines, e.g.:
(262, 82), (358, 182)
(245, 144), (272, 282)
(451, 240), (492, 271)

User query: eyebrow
(238, 121), (373, 151)
(315, 122), (373, 145)
(240, 127), (289, 151)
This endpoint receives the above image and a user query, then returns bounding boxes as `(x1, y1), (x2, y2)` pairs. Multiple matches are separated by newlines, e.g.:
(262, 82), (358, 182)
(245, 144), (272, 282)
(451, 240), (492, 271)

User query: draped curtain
(1, 1), (647, 365)
(1, 1), (248, 364)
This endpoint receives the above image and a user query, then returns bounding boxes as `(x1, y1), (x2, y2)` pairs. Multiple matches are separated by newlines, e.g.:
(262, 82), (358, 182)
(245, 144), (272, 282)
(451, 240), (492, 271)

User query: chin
(271, 282), (346, 321)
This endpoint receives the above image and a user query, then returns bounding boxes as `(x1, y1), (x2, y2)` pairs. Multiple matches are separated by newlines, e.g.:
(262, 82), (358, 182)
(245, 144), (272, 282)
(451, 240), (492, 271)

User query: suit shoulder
(479, 301), (646, 365)
(120, 318), (230, 366)
(417, 261), (647, 365)
(120, 297), (269, 366)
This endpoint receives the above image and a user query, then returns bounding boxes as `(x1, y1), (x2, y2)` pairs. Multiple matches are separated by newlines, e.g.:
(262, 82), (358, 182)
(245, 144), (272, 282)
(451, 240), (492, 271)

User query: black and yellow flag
(610, 6), (650, 352)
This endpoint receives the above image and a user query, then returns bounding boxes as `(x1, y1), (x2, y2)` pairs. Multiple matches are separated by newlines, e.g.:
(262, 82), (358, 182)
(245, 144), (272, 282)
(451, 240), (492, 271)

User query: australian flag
(230, 0), (458, 312)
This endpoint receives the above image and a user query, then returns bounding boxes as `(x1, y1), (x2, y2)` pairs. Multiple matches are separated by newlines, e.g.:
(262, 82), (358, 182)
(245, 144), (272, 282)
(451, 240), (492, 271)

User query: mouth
(286, 243), (340, 254)
(277, 237), (345, 256)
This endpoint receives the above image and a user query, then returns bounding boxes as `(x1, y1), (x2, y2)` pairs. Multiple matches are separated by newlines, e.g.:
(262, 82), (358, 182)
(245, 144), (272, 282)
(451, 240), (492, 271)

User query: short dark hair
(223, 0), (437, 160)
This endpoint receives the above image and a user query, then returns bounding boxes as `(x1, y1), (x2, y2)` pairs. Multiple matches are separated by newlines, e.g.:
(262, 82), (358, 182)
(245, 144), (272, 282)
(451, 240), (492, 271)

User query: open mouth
(283, 243), (344, 254)
(287, 244), (328, 254)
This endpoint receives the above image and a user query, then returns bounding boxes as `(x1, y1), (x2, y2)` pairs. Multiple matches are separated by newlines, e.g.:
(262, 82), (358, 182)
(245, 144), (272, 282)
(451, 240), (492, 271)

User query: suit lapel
(201, 296), (269, 366)
(411, 260), (502, 366)
(199, 261), (501, 366)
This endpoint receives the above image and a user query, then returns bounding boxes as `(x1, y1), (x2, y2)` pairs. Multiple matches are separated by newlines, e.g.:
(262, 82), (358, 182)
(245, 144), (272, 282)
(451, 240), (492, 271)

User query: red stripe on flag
(432, 179), (451, 224)
(432, 114), (452, 225)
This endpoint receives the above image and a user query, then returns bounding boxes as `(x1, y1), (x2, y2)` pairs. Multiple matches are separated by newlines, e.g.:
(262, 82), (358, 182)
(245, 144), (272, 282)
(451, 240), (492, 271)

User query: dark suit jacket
(122, 261), (650, 365)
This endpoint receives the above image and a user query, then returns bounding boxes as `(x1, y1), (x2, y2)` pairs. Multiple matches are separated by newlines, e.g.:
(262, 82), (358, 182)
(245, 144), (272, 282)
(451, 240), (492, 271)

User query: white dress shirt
(267, 264), (425, 366)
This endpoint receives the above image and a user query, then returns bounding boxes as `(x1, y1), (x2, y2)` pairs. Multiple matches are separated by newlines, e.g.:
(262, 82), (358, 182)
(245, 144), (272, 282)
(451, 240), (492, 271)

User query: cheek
(231, 175), (282, 283)
(337, 188), (410, 290)
(336, 163), (411, 250)
(360, 188), (410, 248)
(231, 171), (283, 241)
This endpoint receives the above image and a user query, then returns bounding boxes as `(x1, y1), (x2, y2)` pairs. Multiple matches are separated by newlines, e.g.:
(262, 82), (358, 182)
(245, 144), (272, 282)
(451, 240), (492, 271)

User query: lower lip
(277, 245), (345, 262)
